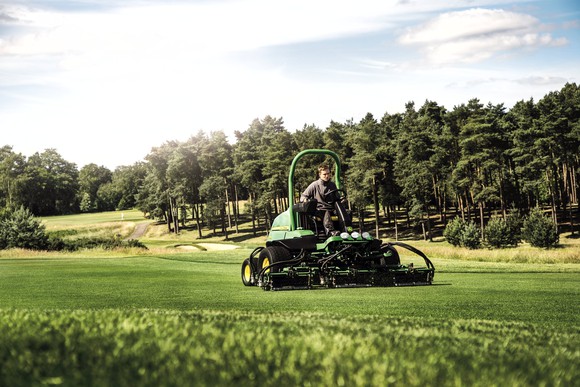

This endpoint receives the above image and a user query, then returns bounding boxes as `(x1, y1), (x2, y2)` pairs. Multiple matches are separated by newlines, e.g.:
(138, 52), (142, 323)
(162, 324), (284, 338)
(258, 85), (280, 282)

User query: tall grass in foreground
(1, 309), (577, 387)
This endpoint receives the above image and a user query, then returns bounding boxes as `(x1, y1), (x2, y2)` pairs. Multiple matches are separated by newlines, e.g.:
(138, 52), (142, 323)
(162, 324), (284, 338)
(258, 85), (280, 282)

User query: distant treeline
(1, 83), (578, 238)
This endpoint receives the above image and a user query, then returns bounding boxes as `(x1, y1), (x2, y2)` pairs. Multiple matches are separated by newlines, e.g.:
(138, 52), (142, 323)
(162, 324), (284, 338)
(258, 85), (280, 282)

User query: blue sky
(1, 0), (579, 169)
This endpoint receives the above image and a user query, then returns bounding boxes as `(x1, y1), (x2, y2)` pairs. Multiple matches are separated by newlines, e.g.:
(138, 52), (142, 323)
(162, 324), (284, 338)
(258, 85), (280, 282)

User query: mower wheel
(258, 246), (291, 273)
(241, 258), (253, 286)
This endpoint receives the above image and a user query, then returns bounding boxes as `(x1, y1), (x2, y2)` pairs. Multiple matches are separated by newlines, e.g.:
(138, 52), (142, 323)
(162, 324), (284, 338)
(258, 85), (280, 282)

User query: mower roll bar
(288, 149), (343, 231)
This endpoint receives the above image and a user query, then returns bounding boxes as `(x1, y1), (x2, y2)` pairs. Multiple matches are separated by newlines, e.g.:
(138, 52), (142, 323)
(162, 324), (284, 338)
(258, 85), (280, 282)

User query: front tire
(241, 258), (253, 286)
(258, 246), (291, 274)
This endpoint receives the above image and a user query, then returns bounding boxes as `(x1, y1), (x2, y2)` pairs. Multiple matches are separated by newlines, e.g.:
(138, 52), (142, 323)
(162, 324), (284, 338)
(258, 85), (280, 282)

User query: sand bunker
(177, 243), (239, 251)
(176, 245), (198, 250)
(197, 243), (240, 251)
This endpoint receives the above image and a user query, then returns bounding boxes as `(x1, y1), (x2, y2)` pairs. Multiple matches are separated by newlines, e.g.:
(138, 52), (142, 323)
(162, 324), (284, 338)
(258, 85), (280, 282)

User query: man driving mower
(300, 164), (352, 236)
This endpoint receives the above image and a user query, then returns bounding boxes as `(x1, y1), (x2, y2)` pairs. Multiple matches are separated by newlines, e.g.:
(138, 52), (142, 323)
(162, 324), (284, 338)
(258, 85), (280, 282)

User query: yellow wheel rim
(243, 264), (251, 282)
(262, 257), (270, 273)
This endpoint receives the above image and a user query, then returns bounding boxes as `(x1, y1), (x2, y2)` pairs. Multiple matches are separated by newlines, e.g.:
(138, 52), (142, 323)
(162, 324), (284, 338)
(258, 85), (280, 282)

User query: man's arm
(300, 181), (317, 202)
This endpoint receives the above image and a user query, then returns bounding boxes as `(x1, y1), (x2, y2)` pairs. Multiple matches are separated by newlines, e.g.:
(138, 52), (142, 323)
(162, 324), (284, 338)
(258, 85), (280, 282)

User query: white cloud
(0, 1), (576, 168)
(0, 1), (403, 96)
(399, 8), (568, 64)
(0, 1), (393, 56)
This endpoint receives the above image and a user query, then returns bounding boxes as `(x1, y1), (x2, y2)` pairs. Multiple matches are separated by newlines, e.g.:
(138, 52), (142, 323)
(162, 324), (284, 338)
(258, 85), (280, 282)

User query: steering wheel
(326, 189), (347, 203)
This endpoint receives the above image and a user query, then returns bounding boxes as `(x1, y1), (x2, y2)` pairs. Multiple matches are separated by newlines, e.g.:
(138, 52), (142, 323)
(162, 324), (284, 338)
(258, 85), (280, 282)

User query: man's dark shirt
(300, 179), (338, 210)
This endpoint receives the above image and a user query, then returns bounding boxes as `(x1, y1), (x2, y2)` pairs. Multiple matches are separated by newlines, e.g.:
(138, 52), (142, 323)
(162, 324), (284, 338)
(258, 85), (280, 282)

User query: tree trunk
(457, 194), (464, 220)
(272, 194), (278, 215)
(180, 205), (186, 228)
(426, 206), (433, 242)
(546, 170), (558, 224)
(173, 198), (180, 234)
(442, 190), (447, 225)
(225, 181), (232, 229)
(250, 192), (257, 237)
(165, 210), (172, 233)
(432, 175), (443, 222)
(479, 201), (484, 238)
(499, 170), (507, 218)
(193, 203), (203, 238)
(166, 194), (173, 233)
(234, 184), (240, 234)
(222, 205), (229, 240)
(372, 176), (380, 238)
(569, 164), (577, 235)
(358, 208), (364, 231)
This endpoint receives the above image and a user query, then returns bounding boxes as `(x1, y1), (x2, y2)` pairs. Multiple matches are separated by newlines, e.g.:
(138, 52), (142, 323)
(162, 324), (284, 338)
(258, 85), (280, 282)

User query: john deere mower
(241, 149), (435, 290)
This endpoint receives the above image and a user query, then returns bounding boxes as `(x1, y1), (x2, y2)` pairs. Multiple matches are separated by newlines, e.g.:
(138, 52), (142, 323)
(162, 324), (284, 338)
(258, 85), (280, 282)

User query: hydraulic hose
(319, 245), (352, 271)
(257, 249), (308, 284)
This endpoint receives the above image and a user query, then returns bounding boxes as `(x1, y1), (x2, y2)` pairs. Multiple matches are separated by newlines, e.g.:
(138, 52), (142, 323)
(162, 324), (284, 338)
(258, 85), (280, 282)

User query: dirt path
(125, 222), (149, 240)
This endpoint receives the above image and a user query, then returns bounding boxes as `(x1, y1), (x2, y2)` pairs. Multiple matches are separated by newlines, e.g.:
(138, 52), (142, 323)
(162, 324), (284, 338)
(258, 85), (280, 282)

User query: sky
(1, 0), (579, 169)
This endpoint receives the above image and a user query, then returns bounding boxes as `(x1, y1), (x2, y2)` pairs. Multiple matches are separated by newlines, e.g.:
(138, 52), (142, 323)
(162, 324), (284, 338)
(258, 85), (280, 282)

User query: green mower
(241, 149), (435, 290)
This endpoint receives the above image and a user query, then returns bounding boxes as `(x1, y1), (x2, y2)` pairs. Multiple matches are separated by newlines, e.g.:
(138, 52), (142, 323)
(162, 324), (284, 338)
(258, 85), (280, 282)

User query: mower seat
(292, 200), (317, 215)
(293, 200), (318, 232)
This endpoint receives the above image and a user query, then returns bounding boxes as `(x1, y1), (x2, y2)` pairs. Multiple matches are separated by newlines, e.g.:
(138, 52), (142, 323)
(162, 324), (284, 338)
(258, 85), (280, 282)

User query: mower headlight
(351, 231), (360, 239)
(362, 232), (372, 240)
(340, 232), (350, 240)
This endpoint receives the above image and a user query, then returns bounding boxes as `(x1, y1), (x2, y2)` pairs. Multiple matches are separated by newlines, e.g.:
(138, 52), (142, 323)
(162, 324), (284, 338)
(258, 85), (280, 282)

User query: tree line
(1, 83), (578, 239)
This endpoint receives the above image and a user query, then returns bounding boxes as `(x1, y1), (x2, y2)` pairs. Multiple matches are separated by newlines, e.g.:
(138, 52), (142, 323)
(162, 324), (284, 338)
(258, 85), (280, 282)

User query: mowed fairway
(1, 246), (579, 386)
(1, 251), (578, 324)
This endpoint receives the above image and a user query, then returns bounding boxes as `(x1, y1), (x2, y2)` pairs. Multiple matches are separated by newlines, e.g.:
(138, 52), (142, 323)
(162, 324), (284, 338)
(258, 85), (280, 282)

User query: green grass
(1, 309), (577, 387)
(40, 209), (152, 242)
(1, 211), (579, 386)
(1, 251), (578, 325)
(1, 249), (579, 386)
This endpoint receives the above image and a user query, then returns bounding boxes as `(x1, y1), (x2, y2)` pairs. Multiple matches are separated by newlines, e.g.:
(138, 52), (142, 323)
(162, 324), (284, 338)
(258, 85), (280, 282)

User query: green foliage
(0, 206), (49, 250)
(58, 236), (147, 251)
(96, 182), (122, 211)
(522, 208), (559, 248)
(79, 163), (113, 211)
(79, 192), (94, 213)
(199, 175), (227, 229)
(0, 208), (147, 251)
(0, 146), (26, 211)
(505, 209), (524, 244)
(485, 218), (508, 248)
(112, 162), (147, 210)
(485, 216), (521, 248)
(460, 220), (481, 249)
(444, 217), (481, 249)
(394, 102), (437, 213)
(19, 149), (80, 215)
(0, 309), (577, 387)
(443, 217), (465, 247)
(1, 83), (579, 235)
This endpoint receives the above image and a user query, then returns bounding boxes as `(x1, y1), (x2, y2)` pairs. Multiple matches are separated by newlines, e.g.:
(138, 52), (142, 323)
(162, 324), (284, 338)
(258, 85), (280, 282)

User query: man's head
(318, 164), (331, 182)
